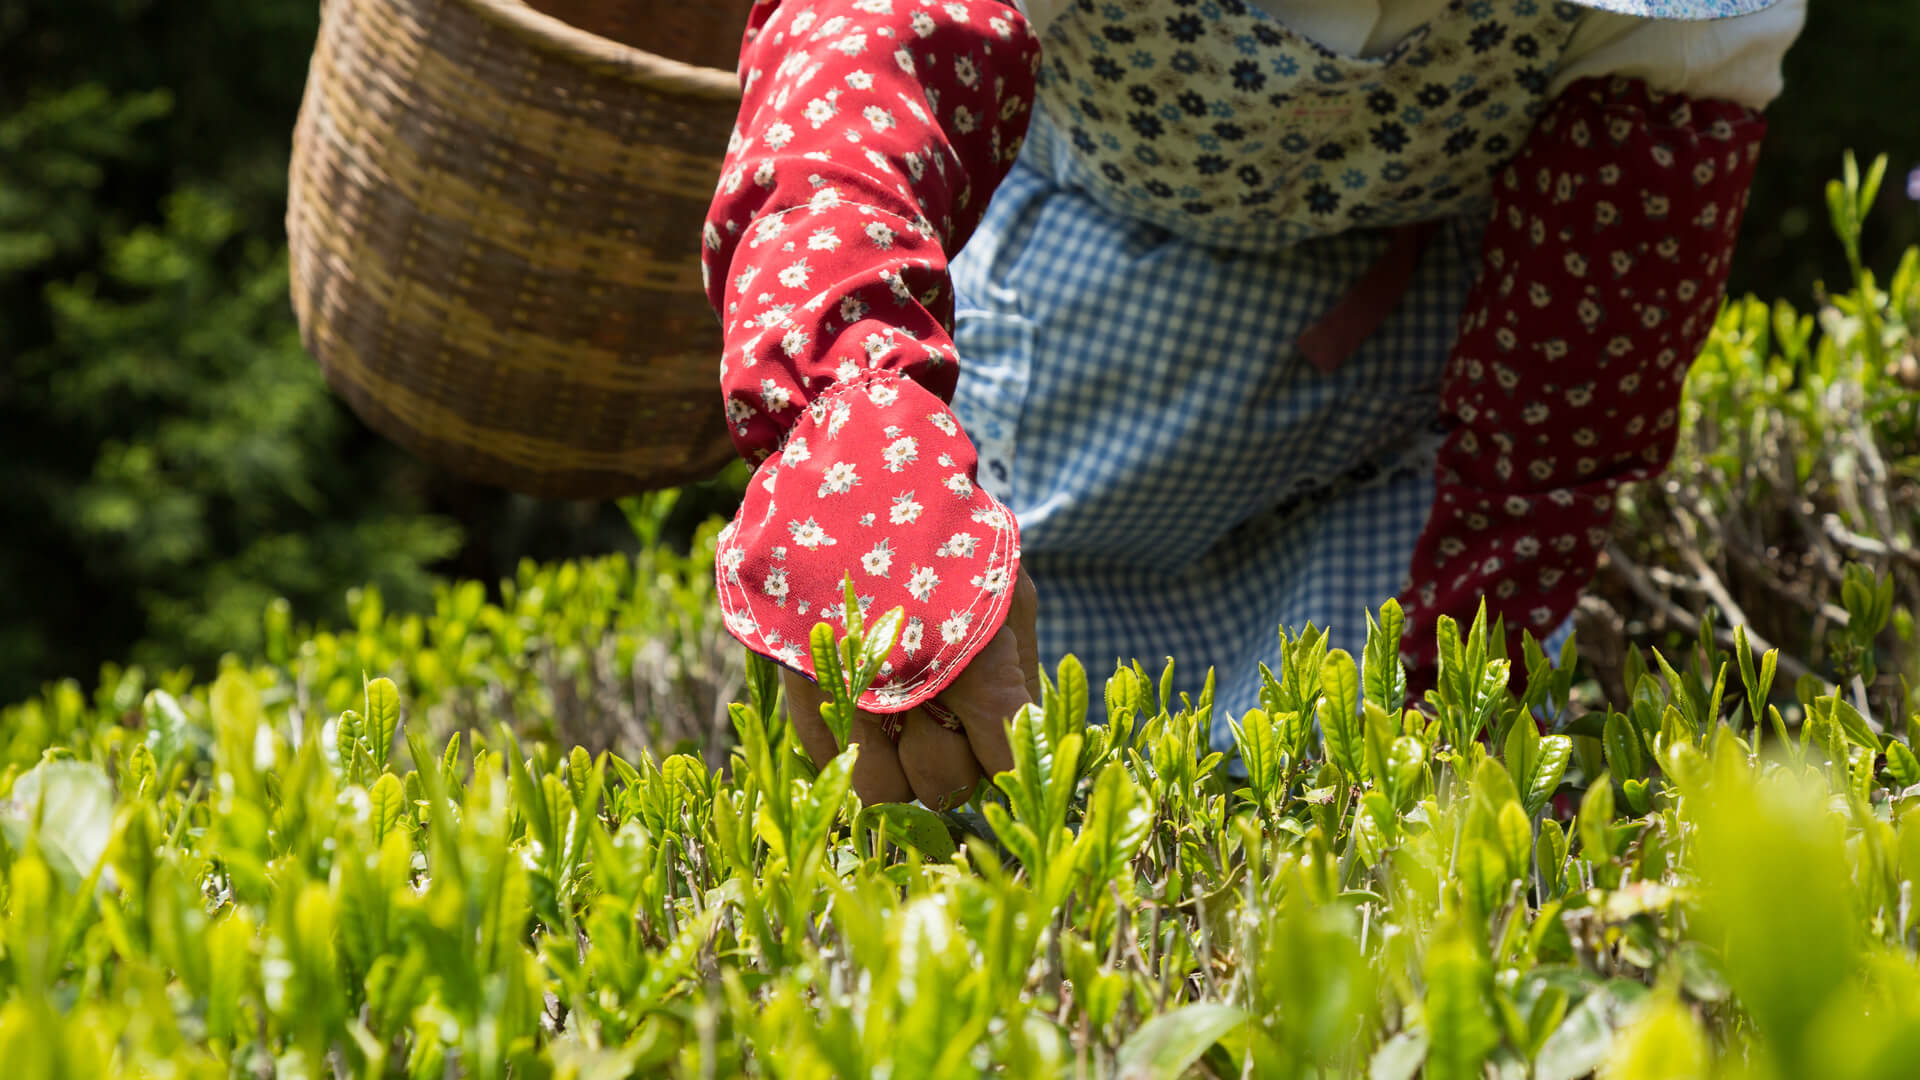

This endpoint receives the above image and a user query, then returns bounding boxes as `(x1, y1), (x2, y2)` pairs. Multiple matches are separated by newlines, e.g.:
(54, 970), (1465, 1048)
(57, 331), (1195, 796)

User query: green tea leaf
(364, 676), (401, 773)
(1497, 800), (1533, 884)
(368, 773), (404, 846)
(1075, 763), (1151, 886)
(1828, 695), (1881, 751)
(1622, 778), (1652, 817)
(1320, 649), (1364, 780)
(1888, 741), (1920, 787)
(210, 668), (266, 801)
(1368, 1029), (1429, 1080)
(1536, 818), (1569, 897)
(745, 649), (783, 728)
(1388, 736), (1426, 811)
(1578, 774), (1616, 861)
(1599, 992), (1708, 1080)
(1056, 654), (1090, 736)
(1229, 709), (1284, 806)
(2, 760), (117, 891)
(1536, 987), (1633, 1080)
(1603, 713), (1644, 782)
(1523, 736), (1572, 820)
(853, 605), (904, 699)
(1364, 702), (1397, 799)
(1423, 922), (1498, 1080)
(1114, 1003), (1247, 1079)
(142, 689), (198, 772)
(1364, 599), (1408, 715)
(811, 623), (853, 748)
(856, 802), (956, 862)
(637, 906), (720, 1007)
(1690, 766), (1854, 1071)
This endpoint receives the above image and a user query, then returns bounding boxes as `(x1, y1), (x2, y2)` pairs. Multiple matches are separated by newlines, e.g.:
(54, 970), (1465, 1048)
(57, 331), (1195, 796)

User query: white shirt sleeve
(1018, 0), (1807, 110)
(1547, 0), (1809, 110)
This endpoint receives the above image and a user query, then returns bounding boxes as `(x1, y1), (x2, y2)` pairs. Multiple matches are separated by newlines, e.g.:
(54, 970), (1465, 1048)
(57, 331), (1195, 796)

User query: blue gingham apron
(950, 0), (1585, 753)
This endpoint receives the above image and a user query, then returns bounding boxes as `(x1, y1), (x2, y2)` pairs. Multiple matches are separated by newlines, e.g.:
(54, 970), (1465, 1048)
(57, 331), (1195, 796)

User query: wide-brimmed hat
(1567, 0), (1782, 17)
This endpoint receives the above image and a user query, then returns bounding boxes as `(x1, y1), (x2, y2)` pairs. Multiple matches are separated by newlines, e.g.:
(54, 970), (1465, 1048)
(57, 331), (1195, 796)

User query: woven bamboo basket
(287, 0), (750, 500)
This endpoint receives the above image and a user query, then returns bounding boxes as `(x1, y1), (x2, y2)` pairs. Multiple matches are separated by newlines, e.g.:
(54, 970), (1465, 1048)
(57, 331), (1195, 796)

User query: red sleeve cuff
(715, 369), (1021, 714)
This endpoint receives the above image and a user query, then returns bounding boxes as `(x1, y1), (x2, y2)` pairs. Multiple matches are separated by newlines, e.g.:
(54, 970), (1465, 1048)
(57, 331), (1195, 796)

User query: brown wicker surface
(287, 0), (751, 500)
(522, 0), (747, 67)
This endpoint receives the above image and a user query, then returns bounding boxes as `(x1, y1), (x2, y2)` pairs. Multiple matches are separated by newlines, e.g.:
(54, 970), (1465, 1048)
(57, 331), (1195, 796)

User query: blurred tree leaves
(0, 0), (464, 701)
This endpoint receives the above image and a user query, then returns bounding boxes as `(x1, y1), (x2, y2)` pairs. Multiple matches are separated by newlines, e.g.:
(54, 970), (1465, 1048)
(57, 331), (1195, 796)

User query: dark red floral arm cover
(1398, 75), (1768, 697)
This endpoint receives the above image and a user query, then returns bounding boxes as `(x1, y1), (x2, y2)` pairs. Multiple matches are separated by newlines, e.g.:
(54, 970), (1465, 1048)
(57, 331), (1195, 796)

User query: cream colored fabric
(1009, 0), (1806, 109)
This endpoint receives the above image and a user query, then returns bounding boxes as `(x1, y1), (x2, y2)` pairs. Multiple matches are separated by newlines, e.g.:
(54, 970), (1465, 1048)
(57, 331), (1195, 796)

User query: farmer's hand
(782, 569), (1040, 809)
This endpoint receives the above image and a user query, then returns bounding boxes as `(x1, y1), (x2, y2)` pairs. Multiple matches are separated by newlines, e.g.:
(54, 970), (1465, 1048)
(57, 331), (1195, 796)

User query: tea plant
(1604, 152), (1920, 722)
(7, 154), (1920, 1077)
(7, 570), (1920, 1078)
(2, 491), (741, 779)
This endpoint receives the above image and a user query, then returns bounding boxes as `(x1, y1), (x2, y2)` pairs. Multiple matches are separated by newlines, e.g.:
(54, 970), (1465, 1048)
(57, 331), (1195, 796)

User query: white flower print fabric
(714, 370), (1021, 718)
(702, 0), (1043, 726)
(1026, 0), (1585, 253)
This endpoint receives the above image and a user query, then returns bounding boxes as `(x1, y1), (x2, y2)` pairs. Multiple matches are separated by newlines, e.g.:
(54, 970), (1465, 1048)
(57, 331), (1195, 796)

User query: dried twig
(1603, 541), (1817, 685)
(1823, 512), (1920, 571)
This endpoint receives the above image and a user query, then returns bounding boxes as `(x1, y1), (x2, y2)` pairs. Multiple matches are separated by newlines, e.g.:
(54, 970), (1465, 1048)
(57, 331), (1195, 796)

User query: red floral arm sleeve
(702, 0), (1040, 719)
(1398, 75), (1767, 696)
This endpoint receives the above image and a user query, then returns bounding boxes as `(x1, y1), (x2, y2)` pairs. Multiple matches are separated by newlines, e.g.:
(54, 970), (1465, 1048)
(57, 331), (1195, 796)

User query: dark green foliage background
(0, 0), (1907, 704)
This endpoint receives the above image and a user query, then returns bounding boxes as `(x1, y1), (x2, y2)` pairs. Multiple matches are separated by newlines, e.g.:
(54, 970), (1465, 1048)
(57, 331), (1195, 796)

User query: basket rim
(456, 0), (745, 101)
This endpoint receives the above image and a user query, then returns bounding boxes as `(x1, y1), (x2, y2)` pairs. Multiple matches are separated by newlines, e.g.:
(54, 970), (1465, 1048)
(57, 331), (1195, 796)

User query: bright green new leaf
(141, 689), (197, 772)
(1387, 735), (1426, 810)
(1365, 599), (1408, 716)
(1579, 774), (1616, 860)
(1056, 654), (1090, 736)
(1536, 986), (1641, 1080)
(857, 802), (956, 862)
(1525, 736), (1571, 820)
(1423, 922), (1499, 1080)
(1229, 708), (1284, 806)
(1888, 741), (1920, 787)
(1603, 713), (1643, 782)
(368, 773), (405, 845)
(1537, 818), (1569, 897)
(1828, 695), (1881, 752)
(1599, 992), (1709, 1080)
(810, 622), (853, 748)
(1690, 766), (1855, 1073)
(1114, 1003), (1247, 1079)
(1320, 649), (1364, 780)
(1621, 779), (1652, 817)
(853, 605), (904, 699)
(1368, 1029), (1429, 1080)
(1364, 702), (1397, 797)
(1075, 763), (1151, 887)
(1496, 801), (1533, 886)
(0, 760), (116, 892)
(364, 676), (401, 773)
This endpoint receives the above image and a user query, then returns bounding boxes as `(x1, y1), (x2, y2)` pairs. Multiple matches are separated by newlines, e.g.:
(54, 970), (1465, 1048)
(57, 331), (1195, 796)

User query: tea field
(2, 159), (1919, 1079)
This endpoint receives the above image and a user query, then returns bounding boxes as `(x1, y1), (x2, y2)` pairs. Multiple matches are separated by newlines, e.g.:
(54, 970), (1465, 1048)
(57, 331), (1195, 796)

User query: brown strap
(1296, 220), (1440, 375)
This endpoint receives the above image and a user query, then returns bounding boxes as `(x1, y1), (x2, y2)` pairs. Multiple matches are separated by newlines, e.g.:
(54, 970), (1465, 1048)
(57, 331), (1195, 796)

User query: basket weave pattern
(288, 0), (748, 499)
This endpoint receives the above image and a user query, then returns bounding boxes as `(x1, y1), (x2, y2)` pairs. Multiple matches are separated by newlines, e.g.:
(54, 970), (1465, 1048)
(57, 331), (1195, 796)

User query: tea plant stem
(1669, 508), (1758, 633)
(1824, 513), (1920, 571)
(1192, 888), (1222, 1002)
(1605, 543), (1817, 684)
(1649, 551), (1853, 628)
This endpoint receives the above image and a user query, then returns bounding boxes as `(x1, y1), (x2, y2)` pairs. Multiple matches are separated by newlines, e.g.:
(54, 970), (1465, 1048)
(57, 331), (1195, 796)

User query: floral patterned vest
(1027, 0), (1589, 253)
